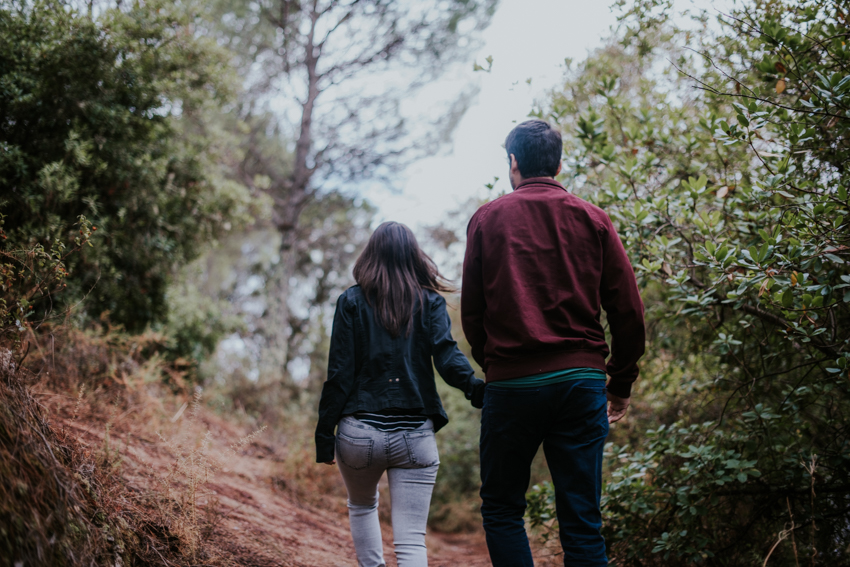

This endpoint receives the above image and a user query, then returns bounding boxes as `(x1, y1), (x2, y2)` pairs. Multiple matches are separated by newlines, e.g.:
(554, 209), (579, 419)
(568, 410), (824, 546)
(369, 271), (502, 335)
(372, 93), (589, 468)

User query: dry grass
(156, 389), (268, 562)
(0, 342), (143, 566)
(1, 325), (269, 566)
(2, 324), (501, 566)
(204, 372), (348, 509)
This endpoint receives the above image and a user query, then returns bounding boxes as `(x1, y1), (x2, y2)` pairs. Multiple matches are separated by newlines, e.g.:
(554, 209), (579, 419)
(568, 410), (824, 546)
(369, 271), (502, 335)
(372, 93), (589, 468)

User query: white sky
(363, 0), (621, 229)
(363, 0), (736, 230)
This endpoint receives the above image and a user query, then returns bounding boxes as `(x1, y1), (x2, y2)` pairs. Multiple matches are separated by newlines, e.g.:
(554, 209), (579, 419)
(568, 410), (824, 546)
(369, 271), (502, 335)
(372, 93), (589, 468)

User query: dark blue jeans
(479, 379), (609, 567)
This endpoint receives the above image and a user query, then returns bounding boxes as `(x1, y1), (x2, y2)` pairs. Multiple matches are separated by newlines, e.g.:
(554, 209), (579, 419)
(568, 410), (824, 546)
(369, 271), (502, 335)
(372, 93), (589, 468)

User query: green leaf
(782, 289), (794, 307)
(748, 246), (759, 263)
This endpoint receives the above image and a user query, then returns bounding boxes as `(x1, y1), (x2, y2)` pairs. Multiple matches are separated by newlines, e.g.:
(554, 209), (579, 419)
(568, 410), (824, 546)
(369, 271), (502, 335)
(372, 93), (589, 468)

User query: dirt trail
(55, 401), (493, 567)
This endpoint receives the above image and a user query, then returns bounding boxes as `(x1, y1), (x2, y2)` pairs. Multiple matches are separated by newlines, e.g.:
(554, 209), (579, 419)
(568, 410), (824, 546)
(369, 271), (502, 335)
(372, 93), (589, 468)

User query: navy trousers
(479, 379), (609, 567)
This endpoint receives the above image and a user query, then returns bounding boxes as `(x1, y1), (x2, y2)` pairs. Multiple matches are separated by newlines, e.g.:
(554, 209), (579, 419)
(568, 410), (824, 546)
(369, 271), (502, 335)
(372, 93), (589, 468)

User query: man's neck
(512, 175), (557, 190)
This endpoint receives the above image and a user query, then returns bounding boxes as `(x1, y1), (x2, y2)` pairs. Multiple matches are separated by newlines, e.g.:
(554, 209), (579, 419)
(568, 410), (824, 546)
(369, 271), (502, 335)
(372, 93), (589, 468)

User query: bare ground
(45, 391), (499, 567)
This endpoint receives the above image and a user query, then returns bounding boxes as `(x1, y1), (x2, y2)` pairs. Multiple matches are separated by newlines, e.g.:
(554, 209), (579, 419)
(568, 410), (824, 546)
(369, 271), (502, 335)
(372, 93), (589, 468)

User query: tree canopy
(0, 0), (253, 331)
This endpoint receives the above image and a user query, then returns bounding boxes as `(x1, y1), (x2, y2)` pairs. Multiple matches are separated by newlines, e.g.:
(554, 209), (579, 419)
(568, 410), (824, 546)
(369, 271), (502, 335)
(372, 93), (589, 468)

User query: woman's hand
(470, 380), (486, 409)
(324, 459), (336, 465)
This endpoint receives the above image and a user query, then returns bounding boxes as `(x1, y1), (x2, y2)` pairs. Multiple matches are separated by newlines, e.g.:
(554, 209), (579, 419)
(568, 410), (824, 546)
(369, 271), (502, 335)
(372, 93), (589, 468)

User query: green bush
(0, 212), (93, 344)
(0, 0), (251, 332)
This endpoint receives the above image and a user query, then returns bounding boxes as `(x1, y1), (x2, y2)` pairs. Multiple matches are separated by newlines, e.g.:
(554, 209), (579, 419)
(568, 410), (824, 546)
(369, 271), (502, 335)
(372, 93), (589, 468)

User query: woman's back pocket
(403, 430), (439, 467)
(337, 432), (374, 470)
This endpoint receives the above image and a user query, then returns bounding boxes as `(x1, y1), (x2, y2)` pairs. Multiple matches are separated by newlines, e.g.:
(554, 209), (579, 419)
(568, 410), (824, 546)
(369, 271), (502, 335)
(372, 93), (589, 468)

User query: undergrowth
(1, 325), (267, 566)
(0, 342), (146, 566)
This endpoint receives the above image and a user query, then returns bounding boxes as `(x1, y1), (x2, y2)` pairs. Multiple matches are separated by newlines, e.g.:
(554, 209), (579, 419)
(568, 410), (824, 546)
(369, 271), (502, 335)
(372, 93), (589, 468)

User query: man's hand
(607, 392), (630, 424)
(324, 460), (336, 465)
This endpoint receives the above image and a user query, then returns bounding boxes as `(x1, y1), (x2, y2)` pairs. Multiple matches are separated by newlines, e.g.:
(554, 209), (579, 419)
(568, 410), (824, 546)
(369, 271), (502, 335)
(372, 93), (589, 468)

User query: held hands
(470, 380), (486, 409)
(324, 459), (336, 465)
(607, 391), (630, 424)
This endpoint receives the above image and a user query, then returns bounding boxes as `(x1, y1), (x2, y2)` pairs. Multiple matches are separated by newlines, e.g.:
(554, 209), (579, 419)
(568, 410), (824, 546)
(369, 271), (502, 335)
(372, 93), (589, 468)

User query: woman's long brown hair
(353, 222), (453, 337)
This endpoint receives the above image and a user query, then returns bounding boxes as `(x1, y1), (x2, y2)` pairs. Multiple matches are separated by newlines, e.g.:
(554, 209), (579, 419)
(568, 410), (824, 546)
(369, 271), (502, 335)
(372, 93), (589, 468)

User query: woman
(315, 221), (484, 567)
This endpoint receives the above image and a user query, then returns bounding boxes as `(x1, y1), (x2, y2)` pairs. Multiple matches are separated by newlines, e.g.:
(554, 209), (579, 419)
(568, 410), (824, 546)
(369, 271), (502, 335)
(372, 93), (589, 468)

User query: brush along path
(54, 395), (492, 567)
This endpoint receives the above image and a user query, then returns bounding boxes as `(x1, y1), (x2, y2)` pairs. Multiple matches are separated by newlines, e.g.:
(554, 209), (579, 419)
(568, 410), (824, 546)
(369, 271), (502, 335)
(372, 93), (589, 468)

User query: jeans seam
(403, 433), (415, 465)
(384, 431), (390, 462)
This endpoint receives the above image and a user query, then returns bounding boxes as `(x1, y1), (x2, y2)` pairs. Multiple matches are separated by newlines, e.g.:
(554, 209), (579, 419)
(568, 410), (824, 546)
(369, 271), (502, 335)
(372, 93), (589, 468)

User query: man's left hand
(607, 392), (630, 424)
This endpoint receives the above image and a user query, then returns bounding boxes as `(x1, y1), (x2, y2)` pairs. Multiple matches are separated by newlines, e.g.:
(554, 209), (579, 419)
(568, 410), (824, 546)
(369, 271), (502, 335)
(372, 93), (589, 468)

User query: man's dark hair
(505, 119), (563, 178)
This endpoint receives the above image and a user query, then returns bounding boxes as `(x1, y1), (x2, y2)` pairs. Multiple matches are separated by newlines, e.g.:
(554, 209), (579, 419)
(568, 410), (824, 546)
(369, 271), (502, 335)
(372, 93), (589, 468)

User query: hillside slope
(56, 397), (492, 567)
(5, 330), (561, 566)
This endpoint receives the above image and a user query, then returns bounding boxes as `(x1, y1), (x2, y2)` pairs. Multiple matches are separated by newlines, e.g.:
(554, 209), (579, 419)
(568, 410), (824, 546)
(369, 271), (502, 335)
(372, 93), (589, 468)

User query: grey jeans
(336, 416), (440, 567)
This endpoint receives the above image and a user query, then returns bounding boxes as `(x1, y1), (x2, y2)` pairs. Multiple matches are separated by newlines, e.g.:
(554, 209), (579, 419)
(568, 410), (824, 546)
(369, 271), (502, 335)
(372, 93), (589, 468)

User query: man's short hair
(505, 119), (562, 178)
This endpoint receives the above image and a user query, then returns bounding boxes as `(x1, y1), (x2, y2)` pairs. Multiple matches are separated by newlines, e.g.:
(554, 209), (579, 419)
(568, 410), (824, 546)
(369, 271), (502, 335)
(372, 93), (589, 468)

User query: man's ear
(510, 154), (520, 174)
(556, 162), (562, 176)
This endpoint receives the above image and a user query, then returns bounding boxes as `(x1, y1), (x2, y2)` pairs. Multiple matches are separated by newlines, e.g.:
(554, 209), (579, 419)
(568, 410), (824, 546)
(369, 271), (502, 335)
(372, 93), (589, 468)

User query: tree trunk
(260, 3), (321, 382)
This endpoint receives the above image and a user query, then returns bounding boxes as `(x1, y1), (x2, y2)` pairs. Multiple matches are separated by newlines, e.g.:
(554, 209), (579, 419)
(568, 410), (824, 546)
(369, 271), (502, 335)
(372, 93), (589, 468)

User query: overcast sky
(363, 0), (736, 231)
(362, 0), (621, 229)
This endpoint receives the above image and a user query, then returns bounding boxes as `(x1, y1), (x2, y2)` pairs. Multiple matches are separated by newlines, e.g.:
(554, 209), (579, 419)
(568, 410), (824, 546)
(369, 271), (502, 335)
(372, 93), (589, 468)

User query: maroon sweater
(461, 177), (645, 398)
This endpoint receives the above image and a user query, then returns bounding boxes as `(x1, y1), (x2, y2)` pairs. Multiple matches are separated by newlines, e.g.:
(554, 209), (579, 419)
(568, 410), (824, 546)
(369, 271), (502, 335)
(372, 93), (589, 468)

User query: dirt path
(56, 403), (493, 567)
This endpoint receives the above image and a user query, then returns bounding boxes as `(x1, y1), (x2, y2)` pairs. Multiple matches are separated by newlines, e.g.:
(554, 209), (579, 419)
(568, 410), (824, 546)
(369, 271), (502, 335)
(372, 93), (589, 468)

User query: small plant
(526, 481), (559, 548)
(156, 388), (267, 560)
(0, 212), (95, 345)
(71, 383), (86, 421)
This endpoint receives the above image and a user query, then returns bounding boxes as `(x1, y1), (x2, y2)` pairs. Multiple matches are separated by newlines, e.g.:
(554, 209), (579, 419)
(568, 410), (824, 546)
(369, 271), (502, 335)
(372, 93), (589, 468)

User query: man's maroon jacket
(461, 177), (646, 399)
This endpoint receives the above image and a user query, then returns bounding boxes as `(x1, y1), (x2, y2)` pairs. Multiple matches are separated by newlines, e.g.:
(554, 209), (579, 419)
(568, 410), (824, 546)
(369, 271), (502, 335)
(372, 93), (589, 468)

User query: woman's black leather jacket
(315, 285), (484, 463)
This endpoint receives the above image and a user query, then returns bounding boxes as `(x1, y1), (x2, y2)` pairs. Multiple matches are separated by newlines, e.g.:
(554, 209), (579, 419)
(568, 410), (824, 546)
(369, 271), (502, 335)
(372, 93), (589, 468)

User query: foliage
(0, 213), (93, 344)
(430, 373), (484, 532)
(0, 0), (253, 332)
(526, 480), (558, 547)
(156, 389), (267, 561)
(213, 0), (499, 189)
(525, 0), (850, 564)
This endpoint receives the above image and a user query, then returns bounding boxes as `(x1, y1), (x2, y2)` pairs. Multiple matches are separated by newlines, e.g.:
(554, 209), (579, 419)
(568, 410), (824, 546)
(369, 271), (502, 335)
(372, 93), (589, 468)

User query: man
(461, 119), (645, 566)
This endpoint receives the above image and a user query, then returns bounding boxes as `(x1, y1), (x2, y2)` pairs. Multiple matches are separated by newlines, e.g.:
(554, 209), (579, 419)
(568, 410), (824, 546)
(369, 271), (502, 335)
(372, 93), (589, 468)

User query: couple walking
(315, 119), (646, 567)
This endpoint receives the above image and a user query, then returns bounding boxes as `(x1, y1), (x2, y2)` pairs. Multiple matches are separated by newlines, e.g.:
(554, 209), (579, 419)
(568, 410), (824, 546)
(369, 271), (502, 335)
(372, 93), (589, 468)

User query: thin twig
(788, 497), (800, 567)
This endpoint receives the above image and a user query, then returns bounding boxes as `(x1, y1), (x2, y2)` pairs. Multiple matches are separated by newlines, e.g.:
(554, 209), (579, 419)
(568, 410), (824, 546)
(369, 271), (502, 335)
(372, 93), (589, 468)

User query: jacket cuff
(316, 438), (335, 463)
(606, 379), (632, 399)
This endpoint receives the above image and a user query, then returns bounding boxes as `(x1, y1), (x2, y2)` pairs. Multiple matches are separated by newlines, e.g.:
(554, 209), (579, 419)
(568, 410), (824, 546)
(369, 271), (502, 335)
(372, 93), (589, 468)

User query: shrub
(0, 0), (250, 332)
